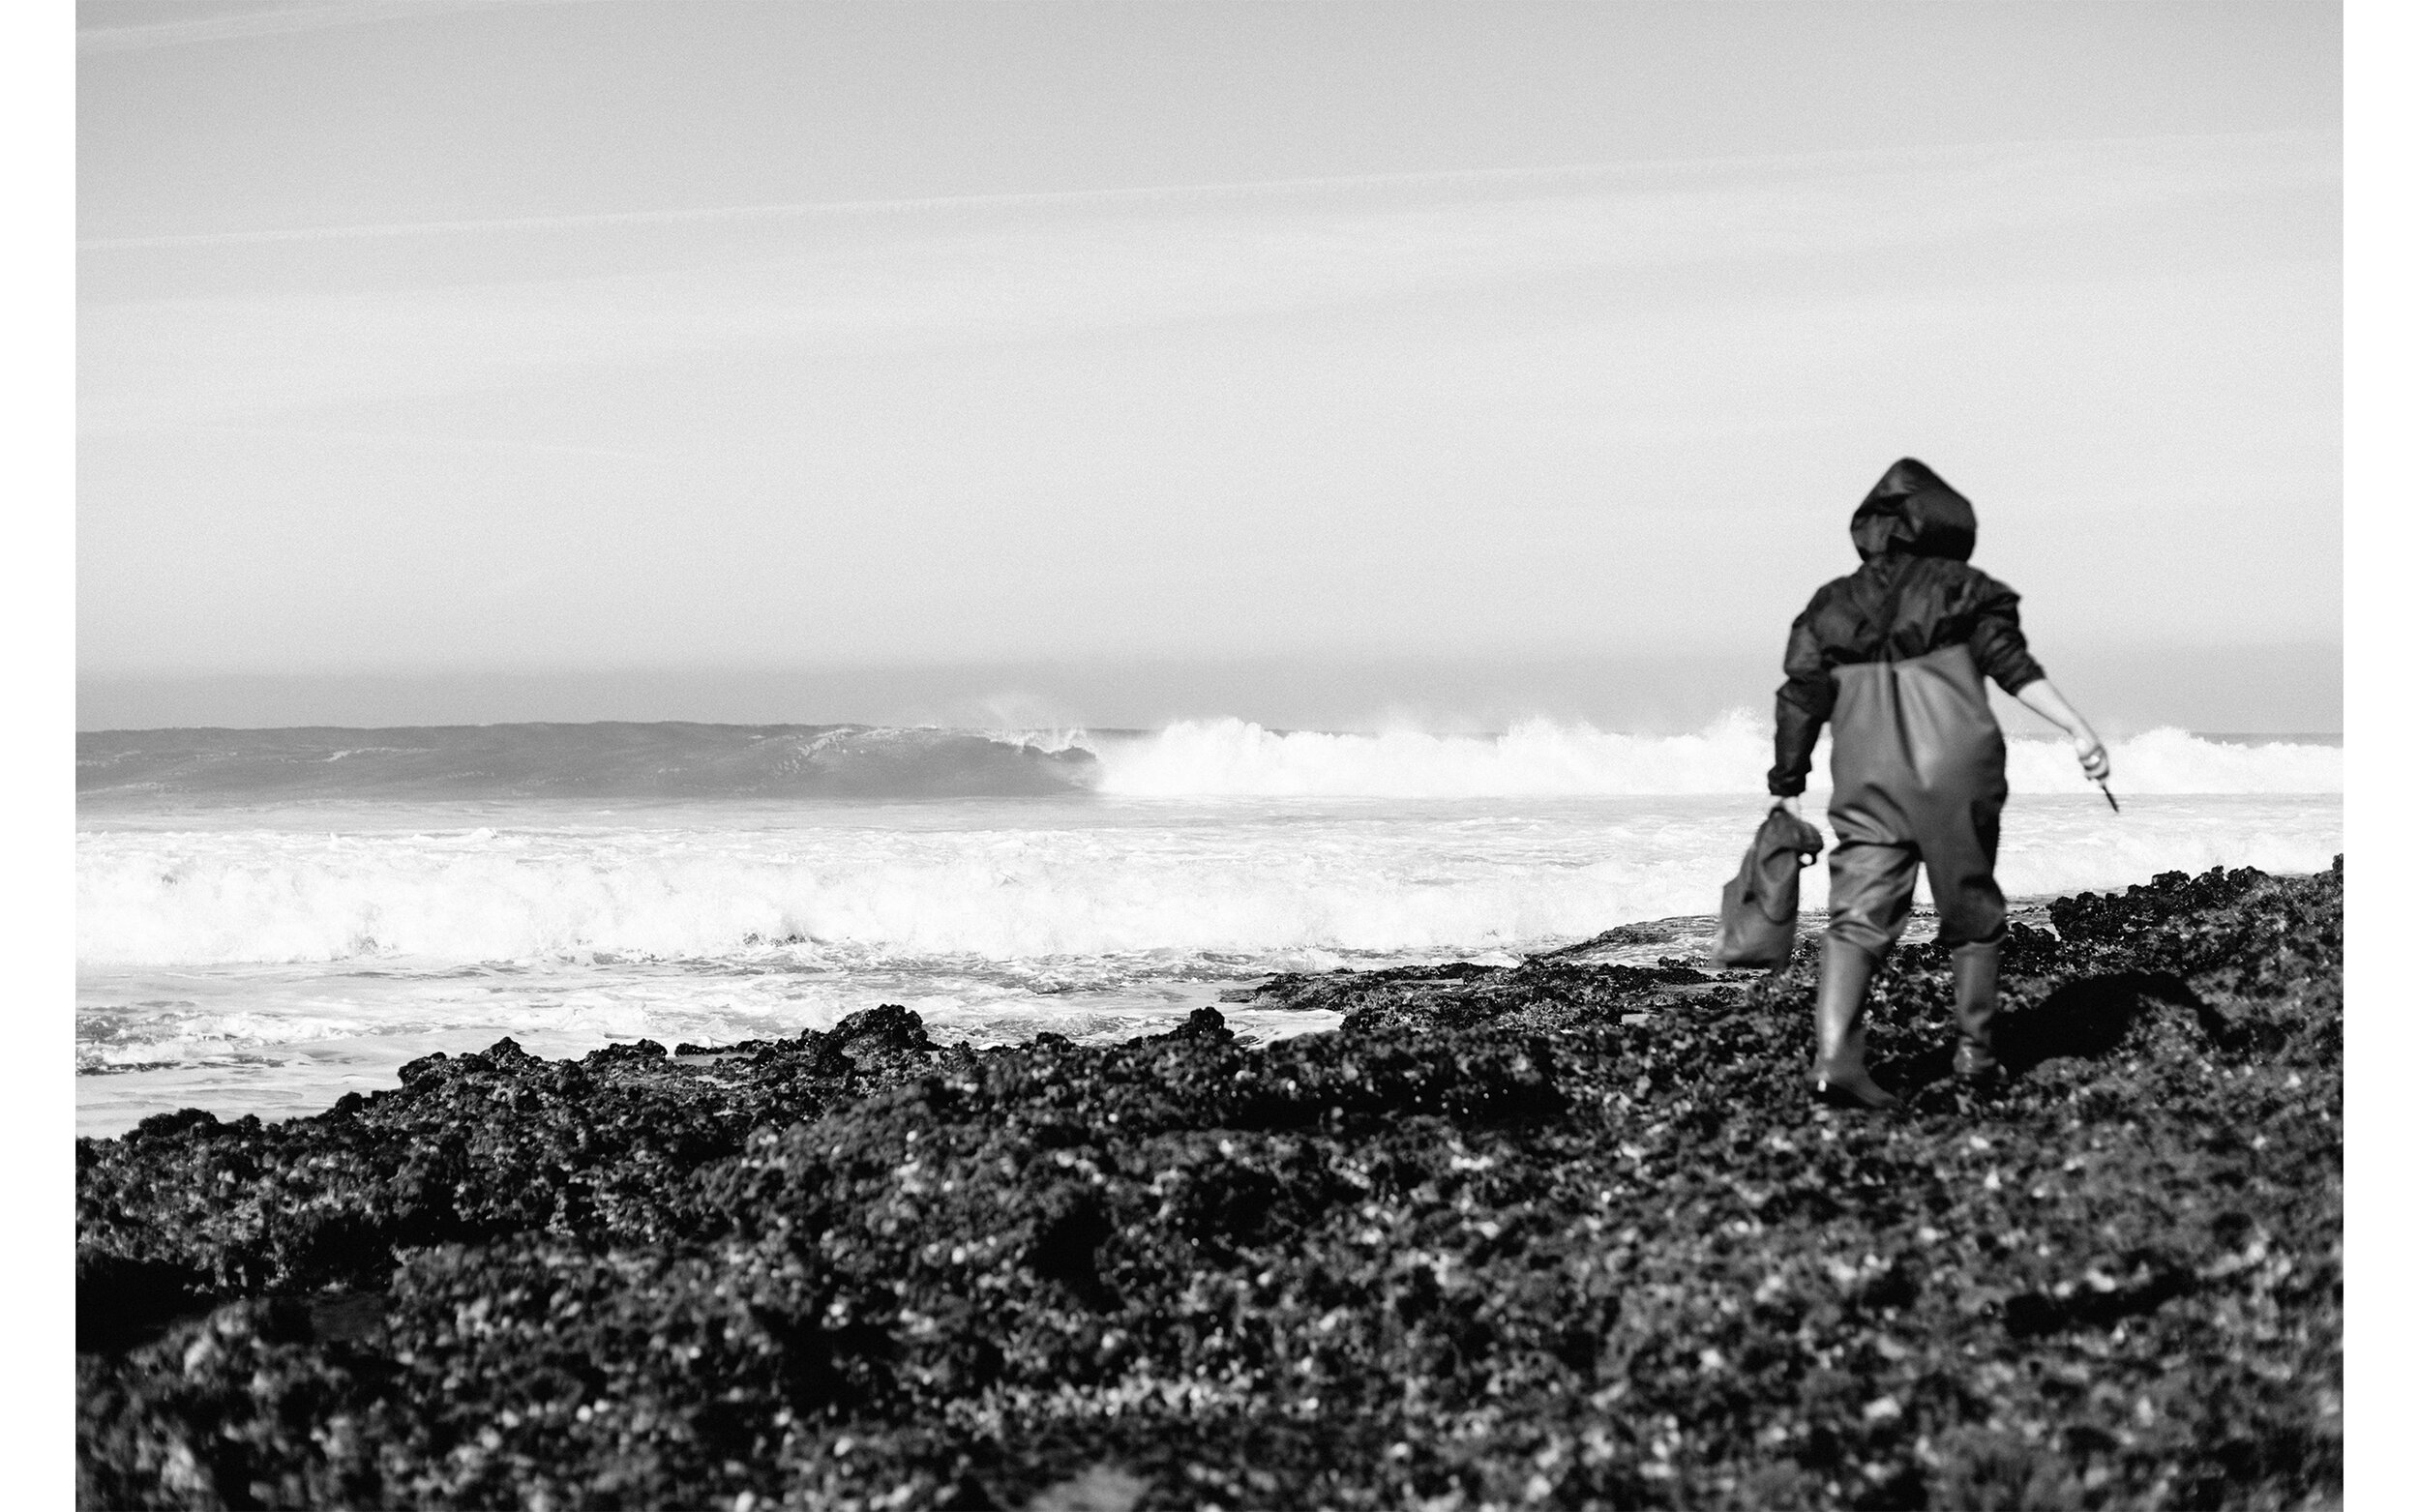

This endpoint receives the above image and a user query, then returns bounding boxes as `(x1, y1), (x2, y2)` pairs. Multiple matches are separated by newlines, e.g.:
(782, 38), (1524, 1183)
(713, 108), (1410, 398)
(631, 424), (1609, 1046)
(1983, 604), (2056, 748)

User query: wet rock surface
(77, 862), (2342, 1510)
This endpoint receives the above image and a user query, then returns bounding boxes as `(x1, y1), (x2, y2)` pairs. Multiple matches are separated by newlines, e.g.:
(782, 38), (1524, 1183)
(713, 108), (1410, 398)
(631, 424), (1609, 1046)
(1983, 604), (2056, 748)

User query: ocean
(76, 717), (2343, 1138)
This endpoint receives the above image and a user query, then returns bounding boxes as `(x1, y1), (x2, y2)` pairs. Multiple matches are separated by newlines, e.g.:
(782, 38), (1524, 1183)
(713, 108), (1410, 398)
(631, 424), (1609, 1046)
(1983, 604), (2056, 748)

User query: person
(1768, 459), (2110, 1110)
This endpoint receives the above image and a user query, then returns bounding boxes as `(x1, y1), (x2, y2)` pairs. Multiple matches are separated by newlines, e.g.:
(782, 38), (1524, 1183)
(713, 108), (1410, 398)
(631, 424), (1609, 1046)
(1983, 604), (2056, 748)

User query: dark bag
(1712, 804), (1827, 968)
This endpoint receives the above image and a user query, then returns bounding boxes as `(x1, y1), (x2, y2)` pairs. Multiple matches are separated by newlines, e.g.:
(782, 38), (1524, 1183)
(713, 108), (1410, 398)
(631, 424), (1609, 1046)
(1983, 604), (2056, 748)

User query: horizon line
(75, 636), (2349, 680)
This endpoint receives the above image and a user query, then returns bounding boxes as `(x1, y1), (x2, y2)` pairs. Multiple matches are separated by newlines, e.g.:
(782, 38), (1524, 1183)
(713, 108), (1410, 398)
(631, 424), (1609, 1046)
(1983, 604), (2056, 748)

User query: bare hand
(2075, 732), (2110, 784)
(1777, 794), (1803, 819)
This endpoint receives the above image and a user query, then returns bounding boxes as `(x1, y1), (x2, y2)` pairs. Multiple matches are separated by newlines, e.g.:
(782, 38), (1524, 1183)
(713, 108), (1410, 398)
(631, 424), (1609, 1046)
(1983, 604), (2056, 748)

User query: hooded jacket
(1767, 460), (2045, 797)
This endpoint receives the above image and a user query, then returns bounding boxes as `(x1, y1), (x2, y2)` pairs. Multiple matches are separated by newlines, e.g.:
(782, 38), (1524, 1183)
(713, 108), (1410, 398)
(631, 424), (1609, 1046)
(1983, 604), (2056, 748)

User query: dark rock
(75, 863), (2343, 1509)
(1149, 1006), (1237, 1044)
(131, 1107), (219, 1142)
(587, 1038), (668, 1063)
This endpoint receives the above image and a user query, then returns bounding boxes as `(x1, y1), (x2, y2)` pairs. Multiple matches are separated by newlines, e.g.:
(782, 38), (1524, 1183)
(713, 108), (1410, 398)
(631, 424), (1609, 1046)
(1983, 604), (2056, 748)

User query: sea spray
(1085, 716), (2341, 799)
(81, 794), (2340, 969)
(81, 716), (2340, 806)
(79, 721), (2342, 1133)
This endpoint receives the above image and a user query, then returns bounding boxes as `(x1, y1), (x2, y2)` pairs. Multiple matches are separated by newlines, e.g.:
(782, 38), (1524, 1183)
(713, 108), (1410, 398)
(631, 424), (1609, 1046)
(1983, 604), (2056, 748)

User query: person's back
(1770, 460), (2110, 1111)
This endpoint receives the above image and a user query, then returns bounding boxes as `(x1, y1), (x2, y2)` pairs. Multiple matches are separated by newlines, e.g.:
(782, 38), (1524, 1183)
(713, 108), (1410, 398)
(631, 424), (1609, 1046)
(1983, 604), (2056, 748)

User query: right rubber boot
(1950, 940), (2004, 1082)
(1812, 936), (1898, 1111)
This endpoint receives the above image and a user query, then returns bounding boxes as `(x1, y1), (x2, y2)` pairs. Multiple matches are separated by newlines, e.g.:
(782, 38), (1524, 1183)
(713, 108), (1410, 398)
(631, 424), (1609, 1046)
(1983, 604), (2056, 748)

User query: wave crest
(79, 791), (2341, 968)
(1089, 717), (2340, 798)
(81, 715), (2339, 805)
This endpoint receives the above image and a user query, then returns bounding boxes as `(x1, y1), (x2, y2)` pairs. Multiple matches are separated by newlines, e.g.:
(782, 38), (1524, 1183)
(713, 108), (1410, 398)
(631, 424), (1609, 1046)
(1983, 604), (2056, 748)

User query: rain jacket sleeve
(1963, 569), (2046, 700)
(1768, 590), (1837, 798)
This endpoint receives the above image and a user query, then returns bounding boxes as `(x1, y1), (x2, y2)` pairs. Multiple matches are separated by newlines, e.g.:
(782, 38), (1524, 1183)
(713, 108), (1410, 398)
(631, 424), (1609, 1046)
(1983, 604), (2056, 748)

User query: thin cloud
(79, 130), (2336, 430)
(77, 0), (494, 53)
(103, 423), (662, 463)
(78, 130), (2328, 252)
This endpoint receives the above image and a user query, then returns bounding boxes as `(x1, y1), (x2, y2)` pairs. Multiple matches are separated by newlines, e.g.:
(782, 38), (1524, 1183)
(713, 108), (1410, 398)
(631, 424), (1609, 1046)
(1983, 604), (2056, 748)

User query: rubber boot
(1950, 940), (2003, 1081)
(1812, 936), (1898, 1111)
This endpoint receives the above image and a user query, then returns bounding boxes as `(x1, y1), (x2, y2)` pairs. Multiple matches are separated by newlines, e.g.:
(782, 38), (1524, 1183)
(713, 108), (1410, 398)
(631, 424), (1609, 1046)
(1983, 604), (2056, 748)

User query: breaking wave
(1088, 717), (2341, 798)
(80, 716), (2340, 805)
(76, 723), (1099, 804)
(78, 794), (2341, 969)
(76, 716), (2340, 968)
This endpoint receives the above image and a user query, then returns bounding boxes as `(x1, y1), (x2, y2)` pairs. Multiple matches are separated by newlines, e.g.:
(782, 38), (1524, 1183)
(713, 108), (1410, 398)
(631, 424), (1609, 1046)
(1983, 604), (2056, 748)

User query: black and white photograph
(67, 3), (2357, 1507)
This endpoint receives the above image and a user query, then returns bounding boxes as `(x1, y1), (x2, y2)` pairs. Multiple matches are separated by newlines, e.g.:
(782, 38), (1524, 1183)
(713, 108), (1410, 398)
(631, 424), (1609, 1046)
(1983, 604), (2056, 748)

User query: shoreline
(72, 897), (2067, 1142)
(78, 861), (2341, 1508)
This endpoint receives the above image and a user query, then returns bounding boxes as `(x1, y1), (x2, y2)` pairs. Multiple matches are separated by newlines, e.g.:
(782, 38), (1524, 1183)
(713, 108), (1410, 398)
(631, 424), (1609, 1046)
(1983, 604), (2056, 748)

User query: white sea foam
(1085, 717), (2341, 798)
(78, 792), (2340, 969)
(78, 785), (2341, 1134)
(82, 714), (2337, 807)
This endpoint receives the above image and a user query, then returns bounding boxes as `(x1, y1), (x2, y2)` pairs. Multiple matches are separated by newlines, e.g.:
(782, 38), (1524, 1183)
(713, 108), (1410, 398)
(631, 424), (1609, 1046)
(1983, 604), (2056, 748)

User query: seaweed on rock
(77, 862), (2343, 1510)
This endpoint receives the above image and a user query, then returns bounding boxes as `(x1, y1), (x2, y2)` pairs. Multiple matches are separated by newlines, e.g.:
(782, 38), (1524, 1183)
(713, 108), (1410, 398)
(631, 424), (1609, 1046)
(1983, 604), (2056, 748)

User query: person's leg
(1948, 940), (2002, 1079)
(1815, 841), (1919, 1108)
(1926, 797), (2010, 1080)
(1826, 838), (1919, 960)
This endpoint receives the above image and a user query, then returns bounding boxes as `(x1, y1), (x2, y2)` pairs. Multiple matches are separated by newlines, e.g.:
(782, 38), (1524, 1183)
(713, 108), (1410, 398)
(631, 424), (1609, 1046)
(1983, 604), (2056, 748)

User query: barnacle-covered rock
(77, 864), (2343, 1508)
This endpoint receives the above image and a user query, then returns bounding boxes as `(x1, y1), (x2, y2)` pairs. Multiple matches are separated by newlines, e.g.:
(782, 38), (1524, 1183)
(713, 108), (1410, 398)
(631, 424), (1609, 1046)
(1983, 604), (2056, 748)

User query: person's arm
(1769, 604), (1833, 801)
(1963, 569), (2108, 784)
(2012, 678), (2111, 783)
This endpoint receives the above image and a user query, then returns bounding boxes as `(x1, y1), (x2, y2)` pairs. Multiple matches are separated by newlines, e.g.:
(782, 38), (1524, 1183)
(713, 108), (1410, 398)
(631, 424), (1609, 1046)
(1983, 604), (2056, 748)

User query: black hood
(1850, 458), (1976, 562)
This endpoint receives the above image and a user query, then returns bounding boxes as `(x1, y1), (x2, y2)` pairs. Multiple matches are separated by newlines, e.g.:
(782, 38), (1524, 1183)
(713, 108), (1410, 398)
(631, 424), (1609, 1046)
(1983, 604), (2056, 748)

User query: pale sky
(76, 1), (2342, 727)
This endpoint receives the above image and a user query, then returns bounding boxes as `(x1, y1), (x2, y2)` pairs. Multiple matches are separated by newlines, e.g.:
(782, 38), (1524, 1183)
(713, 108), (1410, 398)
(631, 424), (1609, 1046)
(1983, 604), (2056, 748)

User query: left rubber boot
(1812, 936), (1899, 1111)
(1950, 940), (2003, 1081)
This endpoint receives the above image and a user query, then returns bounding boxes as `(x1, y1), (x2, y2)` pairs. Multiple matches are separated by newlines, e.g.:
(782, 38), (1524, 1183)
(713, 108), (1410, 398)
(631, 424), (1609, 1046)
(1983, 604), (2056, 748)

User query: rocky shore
(77, 861), (2342, 1510)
